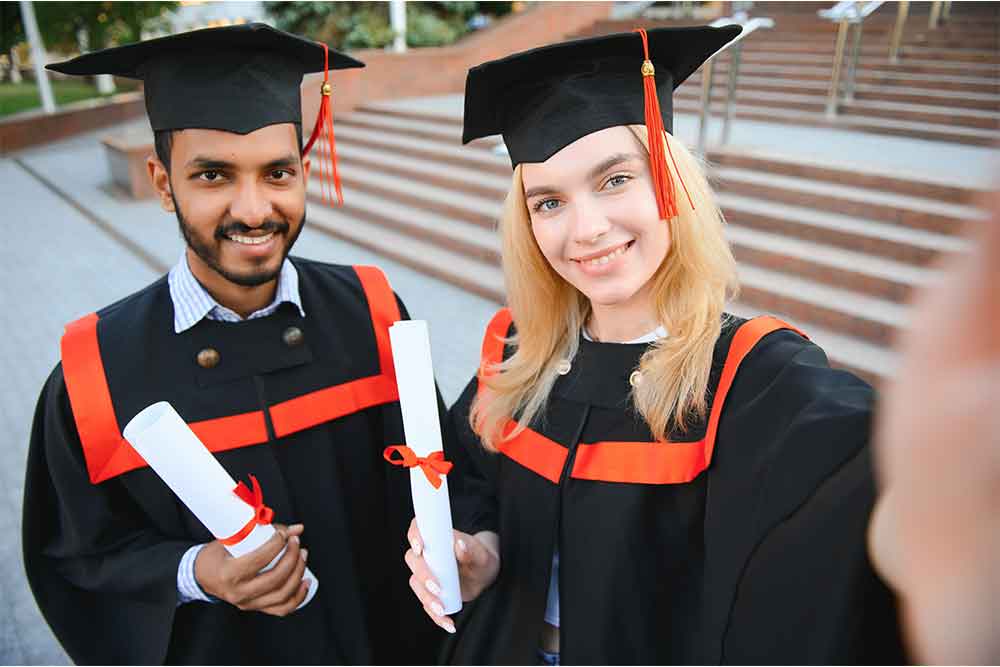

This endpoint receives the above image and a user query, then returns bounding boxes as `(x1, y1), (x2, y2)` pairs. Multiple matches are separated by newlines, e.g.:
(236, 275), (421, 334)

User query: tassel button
(321, 82), (332, 96)
(641, 60), (655, 77)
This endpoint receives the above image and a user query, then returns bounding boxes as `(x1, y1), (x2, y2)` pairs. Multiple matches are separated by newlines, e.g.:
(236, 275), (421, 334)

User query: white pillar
(390, 0), (407, 53)
(9, 48), (23, 83)
(77, 26), (117, 95)
(19, 0), (55, 113)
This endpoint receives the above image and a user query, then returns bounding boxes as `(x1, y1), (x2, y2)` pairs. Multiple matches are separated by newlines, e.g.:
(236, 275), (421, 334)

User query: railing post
(843, 20), (863, 103)
(942, 0), (952, 22)
(928, 0), (942, 29)
(722, 41), (742, 145)
(889, 0), (909, 63)
(697, 57), (715, 155)
(826, 19), (850, 117)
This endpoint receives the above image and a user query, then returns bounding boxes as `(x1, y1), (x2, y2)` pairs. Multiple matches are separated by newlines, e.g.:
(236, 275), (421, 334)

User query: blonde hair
(471, 126), (739, 450)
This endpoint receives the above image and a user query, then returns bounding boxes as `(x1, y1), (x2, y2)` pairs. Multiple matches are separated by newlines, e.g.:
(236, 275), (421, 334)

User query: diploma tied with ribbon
(122, 401), (318, 608)
(386, 320), (463, 615)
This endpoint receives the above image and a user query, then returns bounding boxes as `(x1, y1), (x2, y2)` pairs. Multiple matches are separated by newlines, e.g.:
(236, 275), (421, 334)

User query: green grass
(0, 80), (119, 117)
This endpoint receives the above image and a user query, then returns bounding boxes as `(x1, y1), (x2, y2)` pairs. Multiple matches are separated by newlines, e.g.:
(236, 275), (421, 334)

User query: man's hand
(403, 517), (500, 633)
(195, 523), (309, 617)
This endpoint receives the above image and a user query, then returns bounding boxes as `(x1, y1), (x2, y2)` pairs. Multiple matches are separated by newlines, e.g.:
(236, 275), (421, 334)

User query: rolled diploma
(389, 320), (463, 614)
(122, 401), (318, 608)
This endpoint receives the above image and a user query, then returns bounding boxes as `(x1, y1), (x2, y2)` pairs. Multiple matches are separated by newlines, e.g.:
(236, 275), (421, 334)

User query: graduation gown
(23, 258), (440, 665)
(443, 308), (906, 665)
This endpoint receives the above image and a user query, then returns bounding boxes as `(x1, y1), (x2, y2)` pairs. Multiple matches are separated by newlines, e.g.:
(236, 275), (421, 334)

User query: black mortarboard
(463, 25), (739, 165)
(47, 22), (363, 135)
(462, 25), (740, 220)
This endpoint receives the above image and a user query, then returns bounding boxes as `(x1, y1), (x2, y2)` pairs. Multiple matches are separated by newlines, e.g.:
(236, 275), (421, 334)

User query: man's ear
(146, 155), (175, 212)
(301, 156), (311, 187)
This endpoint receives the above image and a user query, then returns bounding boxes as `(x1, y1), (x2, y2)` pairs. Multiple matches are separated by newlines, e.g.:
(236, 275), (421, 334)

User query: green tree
(26, 2), (178, 54)
(2, 4), (26, 54)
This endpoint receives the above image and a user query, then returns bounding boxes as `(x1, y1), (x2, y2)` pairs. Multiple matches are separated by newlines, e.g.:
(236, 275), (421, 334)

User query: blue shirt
(168, 253), (305, 604)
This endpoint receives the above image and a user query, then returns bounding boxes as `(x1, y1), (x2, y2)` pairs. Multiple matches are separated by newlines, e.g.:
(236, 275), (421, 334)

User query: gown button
(282, 326), (304, 347)
(629, 370), (643, 387)
(197, 348), (220, 369)
(556, 359), (572, 375)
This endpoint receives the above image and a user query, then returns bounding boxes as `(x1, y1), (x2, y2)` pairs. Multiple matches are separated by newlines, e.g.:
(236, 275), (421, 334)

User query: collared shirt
(167, 252), (305, 334)
(168, 252), (305, 604)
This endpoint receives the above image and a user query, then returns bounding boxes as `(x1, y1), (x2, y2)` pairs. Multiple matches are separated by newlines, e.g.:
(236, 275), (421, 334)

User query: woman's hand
(403, 518), (500, 633)
(869, 189), (1000, 663)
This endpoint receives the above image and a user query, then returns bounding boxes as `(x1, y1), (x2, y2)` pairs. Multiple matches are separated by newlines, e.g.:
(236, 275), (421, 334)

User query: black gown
(23, 258), (441, 665)
(443, 308), (906, 665)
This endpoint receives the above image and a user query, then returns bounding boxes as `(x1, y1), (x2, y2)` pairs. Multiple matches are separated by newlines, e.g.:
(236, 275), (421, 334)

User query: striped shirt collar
(167, 253), (305, 334)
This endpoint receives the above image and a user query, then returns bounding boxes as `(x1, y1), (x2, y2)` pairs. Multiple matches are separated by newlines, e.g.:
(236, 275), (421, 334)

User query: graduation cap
(47, 22), (364, 205)
(463, 25), (741, 220)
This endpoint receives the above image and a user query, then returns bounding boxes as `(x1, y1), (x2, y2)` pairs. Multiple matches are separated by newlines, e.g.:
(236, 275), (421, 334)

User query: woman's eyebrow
(587, 153), (644, 181)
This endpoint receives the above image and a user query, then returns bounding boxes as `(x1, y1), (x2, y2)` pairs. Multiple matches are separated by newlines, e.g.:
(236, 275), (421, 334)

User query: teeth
(229, 232), (274, 245)
(584, 243), (628, 266)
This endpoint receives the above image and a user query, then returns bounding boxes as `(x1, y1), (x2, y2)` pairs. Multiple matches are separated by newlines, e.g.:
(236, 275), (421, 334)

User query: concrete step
(305, 198), (505, 304)
(687, 63), (999, 95)
(717, 191), (971, 266)
(713, 166), (985, 236)
(707, 147), (983, 205)
(679, 74), (1000, 111)
(319, 145), (939, 305)
(726, 224), (935, 304)
(670, 97), (1000, 146)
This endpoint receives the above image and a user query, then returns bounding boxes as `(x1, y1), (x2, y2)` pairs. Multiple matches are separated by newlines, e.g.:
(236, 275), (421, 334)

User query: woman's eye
(603, 173), (630, 189)
(533, 198), (561, 213)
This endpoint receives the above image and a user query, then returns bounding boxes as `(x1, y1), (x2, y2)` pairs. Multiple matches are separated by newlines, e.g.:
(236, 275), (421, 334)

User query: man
(23, 23), (439, 664)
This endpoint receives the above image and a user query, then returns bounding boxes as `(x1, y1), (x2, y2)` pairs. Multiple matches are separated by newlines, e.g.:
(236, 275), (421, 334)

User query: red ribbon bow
(220, 474), (275, 546)
(383, 446), (453, 490)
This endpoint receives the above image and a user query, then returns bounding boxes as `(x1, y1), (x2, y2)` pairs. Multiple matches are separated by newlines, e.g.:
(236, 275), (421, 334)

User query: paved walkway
(2, 121), (499, 664)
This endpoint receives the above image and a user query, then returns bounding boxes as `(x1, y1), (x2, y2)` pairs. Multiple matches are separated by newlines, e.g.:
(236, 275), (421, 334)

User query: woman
(405, 26), (905, 664)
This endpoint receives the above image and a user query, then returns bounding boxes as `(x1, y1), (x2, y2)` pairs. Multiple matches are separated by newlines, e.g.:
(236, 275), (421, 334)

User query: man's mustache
(215, 220), (290, 240)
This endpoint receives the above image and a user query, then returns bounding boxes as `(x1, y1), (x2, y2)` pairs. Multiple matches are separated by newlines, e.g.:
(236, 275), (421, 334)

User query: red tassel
(302, 43), (344, 206)
(633, 28), (694, 220)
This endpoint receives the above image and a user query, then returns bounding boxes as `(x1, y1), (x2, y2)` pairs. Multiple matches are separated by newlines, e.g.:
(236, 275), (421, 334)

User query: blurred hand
(403, 517), (500, 633)
(869, 190), (1000, 663)
(195, 523), (309, 617)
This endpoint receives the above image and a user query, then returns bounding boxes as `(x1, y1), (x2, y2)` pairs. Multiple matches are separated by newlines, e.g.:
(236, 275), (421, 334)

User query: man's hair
(153, 124), (305, 171)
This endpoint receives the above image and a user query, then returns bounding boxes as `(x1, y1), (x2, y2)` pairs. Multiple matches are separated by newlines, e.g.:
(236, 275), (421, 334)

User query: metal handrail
(818, 1), (885, 117)
(696, 14), (775, 154)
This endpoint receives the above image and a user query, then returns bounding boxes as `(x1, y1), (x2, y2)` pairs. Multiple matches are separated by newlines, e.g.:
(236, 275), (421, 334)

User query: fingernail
(431, 602), (445, 616)
(443, 620), (456, 634)
(301, 548), (309, 563)
(426, 579), (442, 596)
(456, 539), (467, 553)
(291, 535), (300, 545)
(413, 540), (423, 557)
(292, 523), (304, 530)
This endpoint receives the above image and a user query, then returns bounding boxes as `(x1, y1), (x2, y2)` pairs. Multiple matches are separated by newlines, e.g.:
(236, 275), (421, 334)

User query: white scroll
(389, 320), (463, 614)
(123, 401), (318, 608)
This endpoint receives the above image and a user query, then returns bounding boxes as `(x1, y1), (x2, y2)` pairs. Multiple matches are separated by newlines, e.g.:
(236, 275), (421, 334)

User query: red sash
(477, 309), (807, 485)
(61, 265), (401, 484)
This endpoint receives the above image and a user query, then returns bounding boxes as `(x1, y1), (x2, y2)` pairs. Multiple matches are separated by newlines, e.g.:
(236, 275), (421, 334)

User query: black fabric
(46, 23), (364, 134)
(23, 258), (441, 665)
(462, 25), (741, 166)
(442, 316), (906, 664)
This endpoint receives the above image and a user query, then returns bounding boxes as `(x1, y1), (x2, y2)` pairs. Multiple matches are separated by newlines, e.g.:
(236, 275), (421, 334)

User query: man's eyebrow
(262, 155), (300, 170)
(586, 152), (644, 181)
(185, 157), (235, 170)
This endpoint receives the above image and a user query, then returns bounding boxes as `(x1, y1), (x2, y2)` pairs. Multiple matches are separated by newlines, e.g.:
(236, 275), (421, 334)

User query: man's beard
(173, 195), (305, 287)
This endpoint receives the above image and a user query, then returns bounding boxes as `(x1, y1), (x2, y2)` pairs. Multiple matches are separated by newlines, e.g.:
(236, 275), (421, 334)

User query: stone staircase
(301, 98), (988, 387)
(575, 2), (1000, 145)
